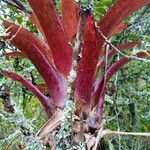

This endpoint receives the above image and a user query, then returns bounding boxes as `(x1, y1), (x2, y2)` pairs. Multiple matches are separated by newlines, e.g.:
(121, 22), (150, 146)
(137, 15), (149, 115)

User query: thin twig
(97, 27), (148, 61)
(79, 111), (84, 143)
(93, 126), (104, 150)
(9, 26), (22, 42)
(87, 129), (150, 150)
(96, 41), (110, 121)
(104, 130), (150, 137)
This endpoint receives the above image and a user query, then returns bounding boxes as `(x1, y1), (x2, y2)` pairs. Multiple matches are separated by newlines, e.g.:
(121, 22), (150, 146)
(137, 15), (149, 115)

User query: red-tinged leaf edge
(5, 51), (26, 60)
(3, 24), (68, 108)
(28, 0), (73, 77)
(110, 22), (128, 36)
(3, 21), (54, 65)
(61, 0), (79, 42)
(0, 70), (53, 118)
(96, 41), (141, 76)
(75, 15), (99, 113)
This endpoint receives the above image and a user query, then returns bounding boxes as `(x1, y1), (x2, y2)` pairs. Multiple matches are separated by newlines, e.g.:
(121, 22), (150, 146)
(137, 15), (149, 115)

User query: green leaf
(16, 16), (23, 24)
(95, 7), (106, 14)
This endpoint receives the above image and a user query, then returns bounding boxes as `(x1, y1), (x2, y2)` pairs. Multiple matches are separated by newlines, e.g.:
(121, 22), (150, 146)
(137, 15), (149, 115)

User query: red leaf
(96, 41), (141, 75)
(93, 51), (150, 106)
(98, 0), (150, 37)
(3, 22), (68, 108)
(28, 0), (73, 77)
(1, 70), (53, 117)
(3, 21), (54, 65)
(61, 0), (79, 41)
(29, 12), (44, 37)
(106, 51), (150, 82)
(110, 22), (128, 36)
(89, 51), (150, 126)
(97, 0), (150, 58)
(5, 51), (26, 60)
(75, 16), (99, 112)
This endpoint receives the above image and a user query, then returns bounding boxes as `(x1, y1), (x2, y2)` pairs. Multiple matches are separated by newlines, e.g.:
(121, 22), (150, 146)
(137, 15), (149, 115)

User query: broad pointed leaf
(98, 0), (150, 37)
(3, 23), (68, 108)
(75, 16), (99, 112)
(61, 0), (79, 41)
(3, 21), (54, 65)
(28, 0), (73, 77)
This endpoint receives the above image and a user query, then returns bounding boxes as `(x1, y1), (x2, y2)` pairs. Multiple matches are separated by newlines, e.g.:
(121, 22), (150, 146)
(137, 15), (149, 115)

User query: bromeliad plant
(1, 0), (150, 149)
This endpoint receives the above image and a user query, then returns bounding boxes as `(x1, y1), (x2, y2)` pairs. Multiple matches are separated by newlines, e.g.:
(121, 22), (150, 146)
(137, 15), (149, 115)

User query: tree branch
(103, 130), (150, 137)
(97, 27), (148, 61)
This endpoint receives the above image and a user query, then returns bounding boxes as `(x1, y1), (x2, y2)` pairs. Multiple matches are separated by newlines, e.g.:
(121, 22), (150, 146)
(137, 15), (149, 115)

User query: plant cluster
(0, 0), (150, 149)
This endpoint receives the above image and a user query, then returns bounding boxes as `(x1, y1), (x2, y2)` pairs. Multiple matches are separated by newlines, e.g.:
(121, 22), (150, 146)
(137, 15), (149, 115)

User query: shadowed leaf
(29, 12), (44, 36)
(110, 22), (128, 36)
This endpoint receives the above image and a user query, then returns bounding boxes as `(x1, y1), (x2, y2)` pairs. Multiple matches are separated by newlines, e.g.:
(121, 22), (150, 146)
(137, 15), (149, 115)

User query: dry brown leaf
(37, 109), (63, 140)
(85, 133), (96, 150)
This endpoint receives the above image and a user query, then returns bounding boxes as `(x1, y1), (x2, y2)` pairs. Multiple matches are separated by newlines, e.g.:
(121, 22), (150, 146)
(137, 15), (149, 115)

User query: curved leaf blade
(98, 0), (150, 37)
(96, 41), (141, 75)
(94, 51), (150, 106)
(3, 21), (54, 65)
(28, 0), (73, 77)
(3, 23), (68, 108)
(1, 70), (53, 117)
